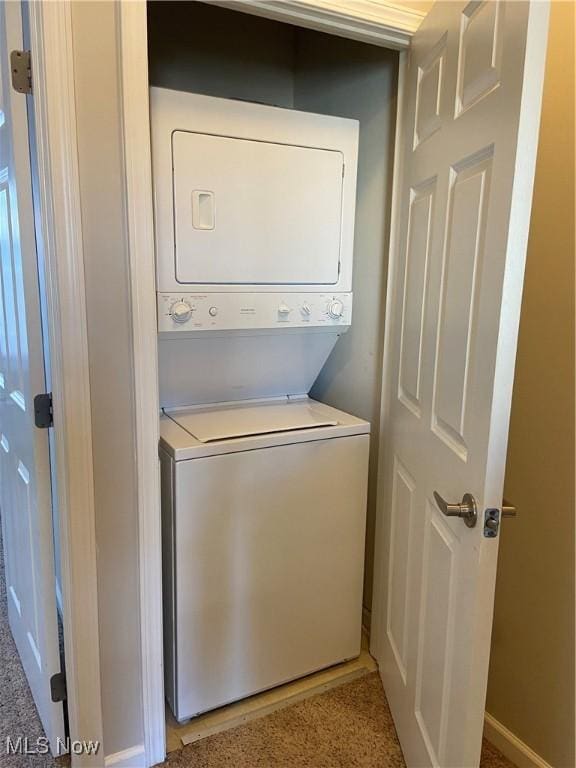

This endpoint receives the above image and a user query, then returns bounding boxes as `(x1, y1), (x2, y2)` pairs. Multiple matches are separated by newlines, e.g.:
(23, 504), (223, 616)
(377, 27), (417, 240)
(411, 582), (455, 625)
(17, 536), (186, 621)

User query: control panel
(157, 292), (353, 332)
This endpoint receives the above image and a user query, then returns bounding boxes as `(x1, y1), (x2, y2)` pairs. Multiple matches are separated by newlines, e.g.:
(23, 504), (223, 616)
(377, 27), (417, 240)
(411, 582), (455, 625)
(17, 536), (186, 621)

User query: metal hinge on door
(10, 50), (32, 94)
(50, 672), (67, 703)
(34, 393), (53, 428)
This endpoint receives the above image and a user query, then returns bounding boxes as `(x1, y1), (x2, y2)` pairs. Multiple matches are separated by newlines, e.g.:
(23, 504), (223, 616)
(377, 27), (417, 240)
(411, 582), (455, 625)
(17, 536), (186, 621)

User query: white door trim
(27, 2), (104, 764)
(370, 49), (407, 663)
(216, 1), (425, 48)
(117, 2), (165, 766)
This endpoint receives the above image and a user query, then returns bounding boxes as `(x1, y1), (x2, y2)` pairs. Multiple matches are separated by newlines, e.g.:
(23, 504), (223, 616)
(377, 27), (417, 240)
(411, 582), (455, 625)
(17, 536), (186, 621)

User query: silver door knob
(433, 491), (478, 528)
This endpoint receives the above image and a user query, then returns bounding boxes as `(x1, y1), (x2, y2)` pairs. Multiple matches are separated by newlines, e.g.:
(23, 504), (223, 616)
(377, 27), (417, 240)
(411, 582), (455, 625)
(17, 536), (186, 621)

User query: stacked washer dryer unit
(151, 87), (370, 723)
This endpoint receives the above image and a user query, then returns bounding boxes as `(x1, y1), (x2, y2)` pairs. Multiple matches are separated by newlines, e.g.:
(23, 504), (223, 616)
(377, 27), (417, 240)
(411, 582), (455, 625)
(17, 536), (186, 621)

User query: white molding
(484, 713), (553, 768)
(104, 745), (146, 768)
(215, 0), (425, 49)
(27, 1), (104, 765)
(117, 3), (165, 767)
(369, 50), (407, 663)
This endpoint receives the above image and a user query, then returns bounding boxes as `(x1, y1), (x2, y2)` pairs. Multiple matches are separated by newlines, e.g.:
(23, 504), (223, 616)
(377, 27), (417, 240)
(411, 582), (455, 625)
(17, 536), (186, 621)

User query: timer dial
(170, 300), (193, 324)
(327, 299), (344, 319)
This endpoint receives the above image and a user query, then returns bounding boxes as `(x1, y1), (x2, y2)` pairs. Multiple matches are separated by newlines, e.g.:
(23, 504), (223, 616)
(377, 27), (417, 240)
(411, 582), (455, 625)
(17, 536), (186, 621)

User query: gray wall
(71, 2), (144, 757)
(147, 2), (296, 107)
(296, 33), (397, 616)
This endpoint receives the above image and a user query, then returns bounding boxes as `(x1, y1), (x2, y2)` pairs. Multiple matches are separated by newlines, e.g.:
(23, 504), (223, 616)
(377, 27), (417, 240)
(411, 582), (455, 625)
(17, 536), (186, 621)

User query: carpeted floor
(0, 522), (514, 768)
(159, 672), (516, 768)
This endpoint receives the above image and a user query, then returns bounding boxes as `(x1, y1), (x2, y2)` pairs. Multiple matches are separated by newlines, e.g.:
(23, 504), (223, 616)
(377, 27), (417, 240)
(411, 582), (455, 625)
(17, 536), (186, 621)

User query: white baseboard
(104, 744), (146, 768)
(484, 713), (553, 768)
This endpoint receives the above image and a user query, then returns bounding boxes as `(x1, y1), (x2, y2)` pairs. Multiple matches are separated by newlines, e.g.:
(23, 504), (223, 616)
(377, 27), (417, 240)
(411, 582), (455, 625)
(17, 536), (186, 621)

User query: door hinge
(50, 671), (67, 703)
(34, 393), (53, 428)
(10, 50), (32, 94)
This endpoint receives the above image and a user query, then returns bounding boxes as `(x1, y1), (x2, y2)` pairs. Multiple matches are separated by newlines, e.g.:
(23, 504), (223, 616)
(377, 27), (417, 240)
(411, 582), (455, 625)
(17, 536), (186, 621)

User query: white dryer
(150, 88), (358, 295)
(151, 88), (360, 409)
(160, 397), (369, 722)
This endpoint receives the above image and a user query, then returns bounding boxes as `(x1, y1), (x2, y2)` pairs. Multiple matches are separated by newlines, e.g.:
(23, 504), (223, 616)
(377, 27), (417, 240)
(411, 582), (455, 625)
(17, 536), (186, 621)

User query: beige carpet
(0, 521), (516, 768)
(160, 672), (515, 768)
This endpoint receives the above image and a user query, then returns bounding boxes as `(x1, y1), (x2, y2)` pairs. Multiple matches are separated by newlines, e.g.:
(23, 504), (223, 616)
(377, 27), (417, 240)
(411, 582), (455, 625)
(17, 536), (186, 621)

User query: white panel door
(0, 1), (65, 754)
(172, 132), (343, 285)
(372, 2), (549, 767)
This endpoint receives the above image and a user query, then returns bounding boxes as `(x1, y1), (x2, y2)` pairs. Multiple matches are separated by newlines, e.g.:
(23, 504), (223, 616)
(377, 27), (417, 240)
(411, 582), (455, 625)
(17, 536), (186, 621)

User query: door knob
(433, 491), (478, 528)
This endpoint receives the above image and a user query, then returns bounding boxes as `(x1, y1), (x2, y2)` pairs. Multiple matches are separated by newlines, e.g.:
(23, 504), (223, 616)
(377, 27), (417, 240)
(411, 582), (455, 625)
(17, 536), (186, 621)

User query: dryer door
(172, 131), (344, 285)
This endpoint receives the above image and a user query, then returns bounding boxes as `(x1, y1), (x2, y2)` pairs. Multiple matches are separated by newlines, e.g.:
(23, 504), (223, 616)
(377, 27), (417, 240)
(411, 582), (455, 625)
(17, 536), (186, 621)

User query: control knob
(170, 300), (193, 324)
(327, 299), (344, 319)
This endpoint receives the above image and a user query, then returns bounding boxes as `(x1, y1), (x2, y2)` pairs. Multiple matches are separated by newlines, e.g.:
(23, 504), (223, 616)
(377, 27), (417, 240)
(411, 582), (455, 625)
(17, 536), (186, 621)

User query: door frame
(24, 2), (103, 764)
(117, 3), (164, 765)
(116, 1), (424, 766)
(369, 48), (408, 665)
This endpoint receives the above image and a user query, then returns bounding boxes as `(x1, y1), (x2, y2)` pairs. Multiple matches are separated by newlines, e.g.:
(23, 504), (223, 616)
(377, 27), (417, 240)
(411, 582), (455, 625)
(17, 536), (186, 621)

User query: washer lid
(167, 400), (338, 443)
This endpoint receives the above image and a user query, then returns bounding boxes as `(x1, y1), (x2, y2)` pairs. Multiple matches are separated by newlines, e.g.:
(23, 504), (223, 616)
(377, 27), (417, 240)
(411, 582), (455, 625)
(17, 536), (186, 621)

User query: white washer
(160, 397), (369, 722)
